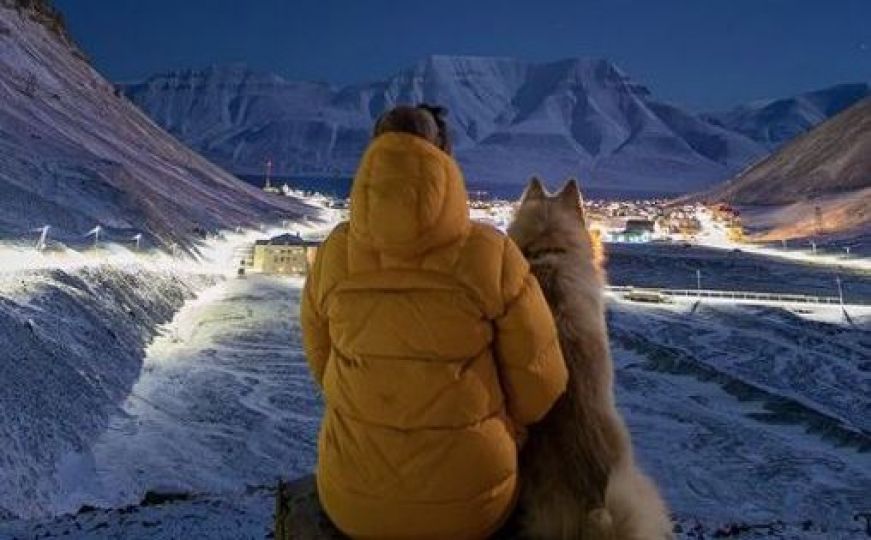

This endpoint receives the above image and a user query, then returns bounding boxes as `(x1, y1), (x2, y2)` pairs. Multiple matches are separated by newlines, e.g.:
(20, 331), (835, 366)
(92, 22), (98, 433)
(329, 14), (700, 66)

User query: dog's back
(508, 178), (672, 540)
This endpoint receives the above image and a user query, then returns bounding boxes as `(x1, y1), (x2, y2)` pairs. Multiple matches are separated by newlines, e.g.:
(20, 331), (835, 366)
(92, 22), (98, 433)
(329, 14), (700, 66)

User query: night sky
(54, 0), (871, 111)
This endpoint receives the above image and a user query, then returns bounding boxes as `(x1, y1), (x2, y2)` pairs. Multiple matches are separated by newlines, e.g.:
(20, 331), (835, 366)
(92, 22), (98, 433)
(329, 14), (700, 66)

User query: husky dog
(507, 178), (673, 540)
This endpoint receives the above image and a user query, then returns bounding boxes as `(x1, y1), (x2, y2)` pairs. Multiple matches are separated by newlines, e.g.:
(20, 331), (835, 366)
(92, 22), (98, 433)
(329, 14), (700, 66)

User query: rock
(274, 475), (523, 539)
(274, 476), (342, 539)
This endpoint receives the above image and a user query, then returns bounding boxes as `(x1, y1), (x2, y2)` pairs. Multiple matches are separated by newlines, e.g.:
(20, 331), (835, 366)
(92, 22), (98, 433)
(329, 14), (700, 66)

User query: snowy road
(694, 211), (871, 272)
(49, 275), (322, 513)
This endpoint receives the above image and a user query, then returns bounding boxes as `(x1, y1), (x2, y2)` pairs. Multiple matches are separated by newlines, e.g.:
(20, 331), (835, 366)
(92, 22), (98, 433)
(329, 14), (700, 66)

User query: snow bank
(0, 264), (216, 518)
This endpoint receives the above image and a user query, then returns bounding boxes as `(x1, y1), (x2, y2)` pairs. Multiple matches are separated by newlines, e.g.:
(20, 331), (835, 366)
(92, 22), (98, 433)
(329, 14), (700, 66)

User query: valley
(1, 241), (868, 538)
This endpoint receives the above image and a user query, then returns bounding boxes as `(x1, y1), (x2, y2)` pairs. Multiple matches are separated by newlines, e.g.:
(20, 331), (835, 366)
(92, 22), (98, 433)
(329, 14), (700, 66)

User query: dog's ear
(521, 176), (547, 202)
(558, 178), (585, 223)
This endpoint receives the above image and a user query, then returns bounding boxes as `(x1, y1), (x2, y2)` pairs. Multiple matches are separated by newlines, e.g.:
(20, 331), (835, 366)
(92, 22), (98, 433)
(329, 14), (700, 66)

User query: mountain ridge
(121, 56), (773, 193)
(122, 56), (869, 194)
(0, 3), (310, 248)
(702, 82), (871, 149)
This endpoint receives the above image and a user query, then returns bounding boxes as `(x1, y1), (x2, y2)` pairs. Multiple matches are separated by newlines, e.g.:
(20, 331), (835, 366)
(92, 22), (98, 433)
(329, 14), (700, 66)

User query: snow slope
(0, 2), (310, 249)
(0, 262), (216, 519)
(121, 57), (769, 194)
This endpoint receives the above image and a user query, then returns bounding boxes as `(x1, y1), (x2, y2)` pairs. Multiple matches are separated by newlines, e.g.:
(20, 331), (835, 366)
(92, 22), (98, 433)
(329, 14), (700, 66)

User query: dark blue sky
(55, 0), (870, 111)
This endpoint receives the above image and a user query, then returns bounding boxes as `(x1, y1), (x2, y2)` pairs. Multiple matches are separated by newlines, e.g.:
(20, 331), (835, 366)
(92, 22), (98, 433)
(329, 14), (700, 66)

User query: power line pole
(814, 205), (823, 237)
(835, 275), (844, 308)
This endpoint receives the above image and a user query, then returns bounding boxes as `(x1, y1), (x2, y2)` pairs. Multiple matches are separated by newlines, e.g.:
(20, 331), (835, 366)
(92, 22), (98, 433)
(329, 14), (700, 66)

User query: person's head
(416, 103), (452, 155)
(373, 104), (452, 155)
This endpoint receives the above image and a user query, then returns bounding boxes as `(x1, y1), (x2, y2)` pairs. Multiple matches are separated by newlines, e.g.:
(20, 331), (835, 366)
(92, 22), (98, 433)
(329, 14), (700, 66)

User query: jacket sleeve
(493, 237), (568, 426)
(300, 247), (330, 388)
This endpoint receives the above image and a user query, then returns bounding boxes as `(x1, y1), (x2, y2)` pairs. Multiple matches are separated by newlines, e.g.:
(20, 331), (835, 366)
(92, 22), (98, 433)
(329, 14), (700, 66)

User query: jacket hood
(350, 132), (470, 256)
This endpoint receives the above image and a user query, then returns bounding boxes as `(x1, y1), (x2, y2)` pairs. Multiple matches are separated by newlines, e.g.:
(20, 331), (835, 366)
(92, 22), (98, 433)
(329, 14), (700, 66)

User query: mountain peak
(120, 54), (868, 194)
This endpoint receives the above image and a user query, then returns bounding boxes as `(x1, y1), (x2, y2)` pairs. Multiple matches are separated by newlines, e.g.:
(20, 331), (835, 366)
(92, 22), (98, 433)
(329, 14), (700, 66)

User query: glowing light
(85, 225), (102, 248)
(33, 225), (50, 251)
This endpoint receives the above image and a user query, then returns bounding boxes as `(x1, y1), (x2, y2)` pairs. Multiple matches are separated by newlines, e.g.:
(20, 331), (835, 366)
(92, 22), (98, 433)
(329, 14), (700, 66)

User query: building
(252, 233), (319, 275)
(607, 219), (655, 243)
(673, 217), (702, 237)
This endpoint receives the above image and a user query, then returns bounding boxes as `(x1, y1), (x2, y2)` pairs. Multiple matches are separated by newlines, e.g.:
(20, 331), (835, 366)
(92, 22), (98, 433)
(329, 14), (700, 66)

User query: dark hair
(417, 103), (452, 155)
(372, 104), (452, 155)
(373, 106), (438, 145)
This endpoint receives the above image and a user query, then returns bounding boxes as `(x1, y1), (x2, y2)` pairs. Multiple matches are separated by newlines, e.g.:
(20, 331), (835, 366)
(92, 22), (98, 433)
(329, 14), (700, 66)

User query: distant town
(248, 176), (749, 277)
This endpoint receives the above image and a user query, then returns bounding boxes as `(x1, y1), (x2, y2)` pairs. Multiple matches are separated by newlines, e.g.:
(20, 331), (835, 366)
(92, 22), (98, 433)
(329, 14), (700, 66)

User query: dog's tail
(594, 463), (673, 540)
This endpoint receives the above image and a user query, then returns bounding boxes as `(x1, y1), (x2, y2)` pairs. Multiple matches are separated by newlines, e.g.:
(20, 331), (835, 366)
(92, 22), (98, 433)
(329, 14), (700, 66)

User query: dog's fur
(507, 178), (673, 540)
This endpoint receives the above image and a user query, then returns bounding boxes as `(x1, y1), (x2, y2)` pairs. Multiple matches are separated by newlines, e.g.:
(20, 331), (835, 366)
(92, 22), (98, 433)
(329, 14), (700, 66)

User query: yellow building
(252, 234), (319, 275)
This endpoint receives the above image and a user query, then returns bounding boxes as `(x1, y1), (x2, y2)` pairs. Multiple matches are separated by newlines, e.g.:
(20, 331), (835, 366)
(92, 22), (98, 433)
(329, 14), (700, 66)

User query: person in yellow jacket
(300, 105), (568, 539)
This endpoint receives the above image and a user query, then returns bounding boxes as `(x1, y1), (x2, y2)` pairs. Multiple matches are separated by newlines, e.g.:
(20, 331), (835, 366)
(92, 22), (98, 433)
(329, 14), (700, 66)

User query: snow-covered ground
(1, 240), (869, 538)
(610, 300), (870, 530)
(0, 226), (318, 520)
(606, 243), (871, 305)
(0, 263), (216, 520)
(45, 275), (321, 514)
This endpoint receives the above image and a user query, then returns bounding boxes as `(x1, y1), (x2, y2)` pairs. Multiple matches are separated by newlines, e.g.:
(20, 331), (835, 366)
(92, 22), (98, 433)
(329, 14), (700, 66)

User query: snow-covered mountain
(122, 57), (773, 194)
(703, 83), (871, 149)
(0, 1), (310, 250)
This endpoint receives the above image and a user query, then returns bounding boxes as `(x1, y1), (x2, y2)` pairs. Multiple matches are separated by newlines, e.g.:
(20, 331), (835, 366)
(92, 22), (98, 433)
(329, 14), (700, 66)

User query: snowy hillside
(703, 97), (871, 240)
(0, 2), (311, 249)
(0, 261), (216, 519)
(122, 57), (772, 194)
(703, 83), (871, 149)
(1, 244), (868, 538)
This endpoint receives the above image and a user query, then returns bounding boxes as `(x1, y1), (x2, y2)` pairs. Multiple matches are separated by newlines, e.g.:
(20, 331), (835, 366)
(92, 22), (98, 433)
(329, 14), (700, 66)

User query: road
(694, 210), (870, 272)
(49, 274), (321, 513)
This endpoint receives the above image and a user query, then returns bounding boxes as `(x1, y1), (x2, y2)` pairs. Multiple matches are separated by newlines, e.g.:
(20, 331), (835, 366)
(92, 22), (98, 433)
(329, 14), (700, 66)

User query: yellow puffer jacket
(300, 132), (568, 539)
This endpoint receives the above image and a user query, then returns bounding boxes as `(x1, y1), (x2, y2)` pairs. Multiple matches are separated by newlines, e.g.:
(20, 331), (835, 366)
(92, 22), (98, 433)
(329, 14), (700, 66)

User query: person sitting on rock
(300, 104), (567, 539)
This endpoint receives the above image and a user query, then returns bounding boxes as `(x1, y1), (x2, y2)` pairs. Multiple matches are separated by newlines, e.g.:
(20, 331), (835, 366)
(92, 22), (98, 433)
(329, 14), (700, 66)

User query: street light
(810, 240), (817, 255)
(85, 225), (102, 249)
(34, 225), (50, 251)
(835, 275), (845, 308)
(696, 269), (702, 299)
(132, 233), (142, 251)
